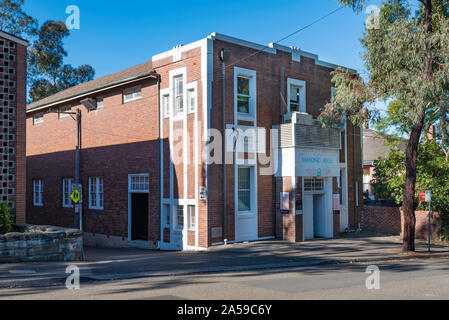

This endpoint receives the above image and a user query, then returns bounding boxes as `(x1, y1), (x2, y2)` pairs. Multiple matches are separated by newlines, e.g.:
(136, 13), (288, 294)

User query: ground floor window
(187, 205), (196, 230)
(62, 178), (74, 208)
(33, 179), (43, 206)
(89, 176), (104, 210)
(238, 167), (252, 212)
(175, 205), (184, 229)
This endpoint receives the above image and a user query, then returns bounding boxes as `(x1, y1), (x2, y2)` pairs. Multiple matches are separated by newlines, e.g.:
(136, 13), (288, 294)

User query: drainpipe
(156, 73), (162, 247)
(219, 48), (228, 244)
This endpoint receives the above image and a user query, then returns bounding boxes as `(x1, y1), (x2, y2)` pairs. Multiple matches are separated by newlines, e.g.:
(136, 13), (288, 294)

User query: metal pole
(428, 196), (431, 253)
(74, 109), (81, 230)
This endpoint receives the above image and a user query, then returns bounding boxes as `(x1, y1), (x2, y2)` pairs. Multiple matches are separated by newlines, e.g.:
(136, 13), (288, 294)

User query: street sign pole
(428, 195), (431, 254)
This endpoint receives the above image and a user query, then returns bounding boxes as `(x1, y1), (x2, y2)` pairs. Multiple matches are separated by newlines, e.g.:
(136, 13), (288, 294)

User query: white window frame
(237, 166), (255, 213)
(62, 178), (74, 208)
(169, 67), (187, 119)
(88, 176), (104, 210)
(187, 205), (196, 230)
(33, 179), (43, 206)
(97, 96), (104, 109)
(287, 78), (306, 113)
(123, 86), (142, 104)
(128, 174), (149, 193)
(175, 205), (184, 230)
(304, 178), (325, 192)
(33, 113), (44, 125)
(186, 81), (197, 114)
(173, 75), (184, 116)
(59, 105), (72, 119)
(234, 67), (257, 121)
(160, 88), (170, 118)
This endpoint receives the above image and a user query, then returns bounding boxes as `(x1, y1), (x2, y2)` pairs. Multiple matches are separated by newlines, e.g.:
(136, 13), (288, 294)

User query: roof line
(27, 72), (158, 113)
(0, 30), (29, 46)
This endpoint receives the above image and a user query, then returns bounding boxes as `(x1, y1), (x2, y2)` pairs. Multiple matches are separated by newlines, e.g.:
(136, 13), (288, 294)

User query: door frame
(128, 174), (150, 242)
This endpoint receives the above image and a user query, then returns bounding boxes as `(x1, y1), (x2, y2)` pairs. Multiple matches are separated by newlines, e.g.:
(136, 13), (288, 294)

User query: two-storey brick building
(26, 33), (363, 250)
(0, 31), (28, 224)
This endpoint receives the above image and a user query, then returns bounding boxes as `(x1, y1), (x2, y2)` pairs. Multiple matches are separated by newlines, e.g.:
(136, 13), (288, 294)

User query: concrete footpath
(1, 234), (449, 288)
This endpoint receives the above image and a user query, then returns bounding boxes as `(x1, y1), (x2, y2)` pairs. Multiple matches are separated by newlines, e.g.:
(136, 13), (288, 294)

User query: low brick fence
(362, 205), (443, 241)
(0, 225), (83, 263)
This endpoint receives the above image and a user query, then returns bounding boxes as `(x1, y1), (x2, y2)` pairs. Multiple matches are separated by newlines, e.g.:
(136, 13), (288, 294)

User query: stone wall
(0, 225), (83, 263)
(362, 205), (443, 241)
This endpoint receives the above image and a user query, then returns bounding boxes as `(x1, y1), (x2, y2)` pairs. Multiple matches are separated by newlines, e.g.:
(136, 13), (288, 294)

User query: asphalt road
(1, 258), (449, 300)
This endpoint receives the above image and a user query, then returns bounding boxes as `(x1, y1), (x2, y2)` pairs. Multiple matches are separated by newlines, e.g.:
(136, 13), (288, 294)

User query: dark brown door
(131, 193), (149, 241)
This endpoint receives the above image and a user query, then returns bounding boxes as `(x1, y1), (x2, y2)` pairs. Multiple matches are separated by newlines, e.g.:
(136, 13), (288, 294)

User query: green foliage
(0, 202), (13, 234)
(373, 139), (449, 214)
(0, 0), (38, 39)
(28, 21), (95, 102)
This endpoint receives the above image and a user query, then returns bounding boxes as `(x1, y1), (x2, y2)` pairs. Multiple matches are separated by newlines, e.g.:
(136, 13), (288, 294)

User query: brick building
(0, 31), (28, 224)
(26, 33), (363, 250)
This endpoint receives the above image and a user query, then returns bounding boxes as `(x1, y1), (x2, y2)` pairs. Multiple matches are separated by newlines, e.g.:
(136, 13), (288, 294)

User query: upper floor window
(235, 67), (257, 119)
(287, 79), (306, 113)
(59, 105), (71, 119)
(33, 179), (43, 206)
(97, 97), (104, 109)
(173, 75), (184, 115)
(123, 86), (142, 103)
(161, 89), (170, 118)
(89, 176), (104, 210)
(186, 82), (197, 114)
(33, 113), (44, 125)
(62, 178), (74, 208)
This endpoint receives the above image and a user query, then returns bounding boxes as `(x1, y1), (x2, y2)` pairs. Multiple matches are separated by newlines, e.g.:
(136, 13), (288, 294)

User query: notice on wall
(333, 194), (341, 211)
(280, 192), (290, 214)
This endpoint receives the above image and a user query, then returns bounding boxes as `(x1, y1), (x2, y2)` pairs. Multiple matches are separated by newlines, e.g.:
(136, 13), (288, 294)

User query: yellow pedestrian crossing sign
(70, 189), (80, 204)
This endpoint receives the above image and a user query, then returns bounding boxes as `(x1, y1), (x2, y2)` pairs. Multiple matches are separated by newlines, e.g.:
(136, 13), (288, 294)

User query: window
(187, 205), (196, 230)
(173, 75), (184, 115)
(235, 67), (257, 119)
(187, 85), (196, 114)
(304, 179), (324, 192)
(287, 79), (306, 113)
(62, 178), (74, 208)
(59, 105), (71, 119)
(129, 174), (149, 193)
(238, 167), (252, 212)
(237, 76), (250, 114)
(97, 97), (104, 109)
(164, 204), (170, 227)
(123, 86), (142, 103)
(33, 179), (43, 206)
(162, 93), (170, 118)
(33, 113), (44, 125)
(175, 205), (184, 229)
(89, 177), (104, 210)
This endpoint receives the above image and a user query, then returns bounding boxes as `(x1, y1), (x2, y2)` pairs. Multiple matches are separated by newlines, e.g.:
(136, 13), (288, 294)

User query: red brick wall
(0, 37), (27, 224)
(362, 205), (442, 241)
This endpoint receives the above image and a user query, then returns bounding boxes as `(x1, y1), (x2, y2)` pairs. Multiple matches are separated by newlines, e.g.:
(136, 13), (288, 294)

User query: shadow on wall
(26, 139), (165, 242)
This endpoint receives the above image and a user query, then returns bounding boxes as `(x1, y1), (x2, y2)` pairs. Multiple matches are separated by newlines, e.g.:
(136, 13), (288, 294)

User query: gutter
(26, 73), (159, 114)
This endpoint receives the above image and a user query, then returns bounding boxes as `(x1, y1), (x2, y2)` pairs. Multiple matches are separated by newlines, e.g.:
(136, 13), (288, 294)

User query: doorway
(131, 193), (149, 240)
(313, 194), (326, 238)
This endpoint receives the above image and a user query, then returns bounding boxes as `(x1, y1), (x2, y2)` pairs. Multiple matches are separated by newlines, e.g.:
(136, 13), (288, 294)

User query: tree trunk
(402, 0), (433, 252)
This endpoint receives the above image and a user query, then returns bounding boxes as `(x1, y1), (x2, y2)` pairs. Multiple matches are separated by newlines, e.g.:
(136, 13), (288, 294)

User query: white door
(313, 194), (326, 237)
(236, 167), (258, 242)
(303, 194), (314, 240)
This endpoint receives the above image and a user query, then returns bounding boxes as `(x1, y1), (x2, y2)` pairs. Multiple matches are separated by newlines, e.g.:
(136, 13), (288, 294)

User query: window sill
(237, 113), (255, 122)
(33, 204), (44, 207)
(123, 97), (142, 104)
(89, 207), (104, 211)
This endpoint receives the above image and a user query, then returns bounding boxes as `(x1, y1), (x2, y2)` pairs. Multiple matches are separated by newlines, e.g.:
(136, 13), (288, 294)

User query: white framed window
(33, 179), (43, 206)
(123, 86), (142, 103)
(187, 205), (196, 230)
(160, 89), (170, 118)
(97, 96), (104, 109)
(238, 167), (253, 212)
(163, 204), (170, 227)
(33, 113), (44, 125)
(129, 174), (149, 193)
(175, 205), (184, 230)
(287, 78), (306, 113)
(186, 82), (197, 114)
(234, 67), (257, 120)
(173, 75), (184, 116)
(88, 176), (104, 210)
(304, 178), (324, 192)
(59, 105), (72, 119)
(62, 178), (74, 208)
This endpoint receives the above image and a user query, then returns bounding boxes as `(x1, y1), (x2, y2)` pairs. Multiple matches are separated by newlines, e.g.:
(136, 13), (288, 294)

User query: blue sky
(24, 0), (387, 79)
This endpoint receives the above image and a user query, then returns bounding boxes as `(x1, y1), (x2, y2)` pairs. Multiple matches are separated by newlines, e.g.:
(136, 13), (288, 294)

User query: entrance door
(172, 205), (184, 250)
(235, 167), (258, 242)
(313, 194), (326, 237)
(303, 194), (314, 240)
(131, 193), (149, 241)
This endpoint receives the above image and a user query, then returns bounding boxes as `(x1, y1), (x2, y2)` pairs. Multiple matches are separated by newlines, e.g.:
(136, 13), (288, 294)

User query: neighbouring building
(362, 128), (407, 201)
(26, 33), (363, 250)
(0, 31), (28, 224)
